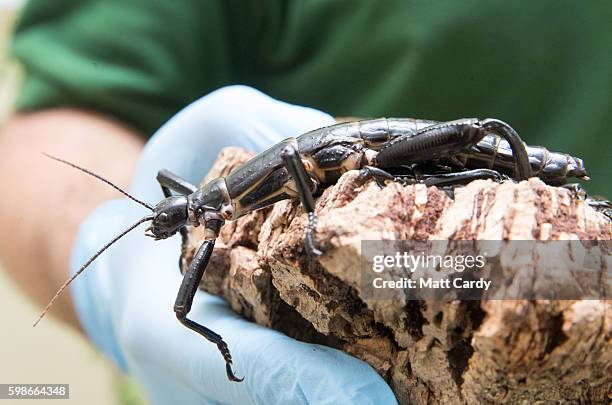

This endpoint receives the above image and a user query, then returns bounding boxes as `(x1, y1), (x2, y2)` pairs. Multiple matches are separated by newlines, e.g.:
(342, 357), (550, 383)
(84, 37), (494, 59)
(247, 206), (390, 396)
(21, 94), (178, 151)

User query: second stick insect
(37, 117), (589, 382)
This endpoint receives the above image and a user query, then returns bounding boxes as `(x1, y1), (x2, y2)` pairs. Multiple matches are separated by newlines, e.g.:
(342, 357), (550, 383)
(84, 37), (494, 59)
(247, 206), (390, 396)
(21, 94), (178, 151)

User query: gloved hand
(71, 85), (397, 405)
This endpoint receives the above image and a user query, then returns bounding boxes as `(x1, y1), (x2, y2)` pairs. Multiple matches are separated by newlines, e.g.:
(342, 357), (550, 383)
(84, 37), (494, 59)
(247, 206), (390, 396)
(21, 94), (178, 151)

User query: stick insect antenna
(33, 215), (154, 327)
(43, 153), (154, 211)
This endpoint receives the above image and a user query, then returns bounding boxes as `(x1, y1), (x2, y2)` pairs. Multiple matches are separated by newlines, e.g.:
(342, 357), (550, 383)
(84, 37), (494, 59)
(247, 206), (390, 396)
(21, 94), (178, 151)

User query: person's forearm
(0, 109), (144, 330)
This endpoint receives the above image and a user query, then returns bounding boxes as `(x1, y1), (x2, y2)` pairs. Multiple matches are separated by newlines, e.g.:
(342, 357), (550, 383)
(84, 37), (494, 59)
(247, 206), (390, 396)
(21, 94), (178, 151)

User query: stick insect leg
(156, 169), (197, 271)
(562, 183), (612, 220)
(480, 119), (532, 181)
(358, 166), (396, 188)
(280, 145), (322, 256)
(174, 239), (243, 382)
(419, 168), (505, 187)
(369, 165), (504, 187)
(156, 169), (198, 195)
(386, 168), (504, 199)
(160, 180), (188, 271)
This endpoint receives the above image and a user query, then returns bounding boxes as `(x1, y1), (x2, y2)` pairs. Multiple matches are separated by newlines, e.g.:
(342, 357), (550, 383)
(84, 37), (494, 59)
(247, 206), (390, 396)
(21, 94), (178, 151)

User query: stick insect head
(146, 195), (188, 240)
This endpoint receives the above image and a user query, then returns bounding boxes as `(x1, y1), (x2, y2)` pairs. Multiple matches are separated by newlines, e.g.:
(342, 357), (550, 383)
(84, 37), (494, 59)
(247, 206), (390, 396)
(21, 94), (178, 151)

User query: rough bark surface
(183, 147), (611, 404)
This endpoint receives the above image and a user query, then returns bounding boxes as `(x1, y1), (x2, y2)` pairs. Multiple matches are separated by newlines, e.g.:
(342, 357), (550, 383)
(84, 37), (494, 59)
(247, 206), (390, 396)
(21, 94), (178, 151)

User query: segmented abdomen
(455, 134), (587, 185)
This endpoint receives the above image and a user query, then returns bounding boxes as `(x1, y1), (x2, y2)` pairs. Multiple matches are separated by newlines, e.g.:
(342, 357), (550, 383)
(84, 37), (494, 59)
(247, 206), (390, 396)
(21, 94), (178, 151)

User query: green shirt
(12, 0), (612, 195)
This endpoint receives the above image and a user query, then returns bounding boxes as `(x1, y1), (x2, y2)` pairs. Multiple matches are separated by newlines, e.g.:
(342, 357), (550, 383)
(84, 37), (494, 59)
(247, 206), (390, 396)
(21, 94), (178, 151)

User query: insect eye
(158, 213), (169, 223)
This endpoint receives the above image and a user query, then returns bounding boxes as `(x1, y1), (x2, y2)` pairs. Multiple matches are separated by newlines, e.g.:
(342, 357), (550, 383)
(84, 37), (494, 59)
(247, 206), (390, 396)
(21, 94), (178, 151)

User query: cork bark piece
(183, 147), (611, 404)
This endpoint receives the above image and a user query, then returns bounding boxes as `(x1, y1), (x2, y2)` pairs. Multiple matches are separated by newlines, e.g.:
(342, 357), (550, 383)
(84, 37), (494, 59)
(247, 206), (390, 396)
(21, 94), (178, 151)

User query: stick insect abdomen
(453, 134), (588, 185)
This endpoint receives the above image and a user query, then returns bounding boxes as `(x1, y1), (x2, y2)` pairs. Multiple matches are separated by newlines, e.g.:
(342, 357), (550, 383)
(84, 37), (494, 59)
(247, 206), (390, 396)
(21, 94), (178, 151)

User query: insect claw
(305, 213), (323, 256)
(308, 245), (323, 257)
(226, 363), (244, 382)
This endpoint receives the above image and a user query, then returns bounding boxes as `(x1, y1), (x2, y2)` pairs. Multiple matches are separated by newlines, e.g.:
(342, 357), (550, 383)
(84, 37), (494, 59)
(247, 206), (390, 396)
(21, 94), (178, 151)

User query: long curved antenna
(33, 215), (154, 327)
(43, 153), (154, 211)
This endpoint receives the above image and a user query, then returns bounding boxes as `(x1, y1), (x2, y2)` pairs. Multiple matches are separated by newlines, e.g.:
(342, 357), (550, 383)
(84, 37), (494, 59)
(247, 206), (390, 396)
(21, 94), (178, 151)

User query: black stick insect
(34, 117), (593, 382)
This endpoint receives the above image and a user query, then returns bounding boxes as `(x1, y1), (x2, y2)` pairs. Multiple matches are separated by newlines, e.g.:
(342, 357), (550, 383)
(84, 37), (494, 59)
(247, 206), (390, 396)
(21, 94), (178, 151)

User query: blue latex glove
(71, 86), (397, 405)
